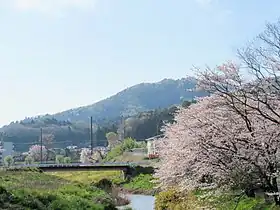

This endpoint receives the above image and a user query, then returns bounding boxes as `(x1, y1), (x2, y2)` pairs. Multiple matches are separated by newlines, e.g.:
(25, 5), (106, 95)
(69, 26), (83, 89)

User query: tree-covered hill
(42, 77), (206, 123)
(0, 77), (206, 151)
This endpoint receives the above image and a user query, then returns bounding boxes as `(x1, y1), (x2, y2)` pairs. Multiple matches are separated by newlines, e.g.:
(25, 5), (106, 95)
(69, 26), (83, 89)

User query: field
(0, 169), (123, 209)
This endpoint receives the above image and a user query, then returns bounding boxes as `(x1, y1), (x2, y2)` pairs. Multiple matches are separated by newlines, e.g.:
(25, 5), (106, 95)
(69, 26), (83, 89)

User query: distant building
(66, 145), (78, 150)
(93, 146), (108, 152)
(147, 140), (156, 156)
(0, 142), (14, 163)
(145, 134), (163, 156)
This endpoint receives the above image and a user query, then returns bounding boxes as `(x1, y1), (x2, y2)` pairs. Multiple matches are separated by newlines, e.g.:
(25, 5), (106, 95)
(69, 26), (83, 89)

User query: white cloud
(4, 0), (98, 15)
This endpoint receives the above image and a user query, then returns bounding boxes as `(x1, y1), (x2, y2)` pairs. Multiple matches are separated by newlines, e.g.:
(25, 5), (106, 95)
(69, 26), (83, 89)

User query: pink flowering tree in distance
(29, 145), (48, 162)
(156, 20), (280, 205)
(80, 148), (92, 164)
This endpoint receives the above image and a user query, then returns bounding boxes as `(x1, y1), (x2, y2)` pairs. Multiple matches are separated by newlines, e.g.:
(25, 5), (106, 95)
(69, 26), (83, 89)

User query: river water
(118, 194), (155, 210)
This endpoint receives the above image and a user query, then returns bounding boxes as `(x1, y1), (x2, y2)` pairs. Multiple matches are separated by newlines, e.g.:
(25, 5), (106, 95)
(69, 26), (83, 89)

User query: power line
(13, 139), (109, 146)
(13, 140), (75, 145)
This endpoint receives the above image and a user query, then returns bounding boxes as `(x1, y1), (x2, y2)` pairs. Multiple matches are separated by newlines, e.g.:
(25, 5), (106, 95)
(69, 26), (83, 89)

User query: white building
(146, 134), (164, 156)
(147, 140), (156, 156)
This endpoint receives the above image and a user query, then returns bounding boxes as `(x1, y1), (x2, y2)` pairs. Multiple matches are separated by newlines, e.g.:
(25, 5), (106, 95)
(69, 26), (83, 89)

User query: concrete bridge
(7, 162), (154, 179)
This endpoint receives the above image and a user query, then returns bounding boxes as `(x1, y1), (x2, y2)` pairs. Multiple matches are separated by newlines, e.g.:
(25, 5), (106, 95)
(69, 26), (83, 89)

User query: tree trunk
(272, 177), (280, 205)
(245, 188), (255, 198)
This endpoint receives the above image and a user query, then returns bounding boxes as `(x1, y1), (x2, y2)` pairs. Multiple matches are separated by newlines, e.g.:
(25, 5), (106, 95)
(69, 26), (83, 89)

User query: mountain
(0, 77), (207, 151)
(46, 77), (206, 123)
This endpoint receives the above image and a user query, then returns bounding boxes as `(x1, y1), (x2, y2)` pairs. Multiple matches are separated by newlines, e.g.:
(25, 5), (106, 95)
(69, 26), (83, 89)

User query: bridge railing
(11, 161), (149, 168)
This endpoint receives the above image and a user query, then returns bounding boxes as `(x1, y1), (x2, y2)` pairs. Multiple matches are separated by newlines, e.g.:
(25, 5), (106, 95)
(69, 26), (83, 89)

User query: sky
(0, 0), (280, 126)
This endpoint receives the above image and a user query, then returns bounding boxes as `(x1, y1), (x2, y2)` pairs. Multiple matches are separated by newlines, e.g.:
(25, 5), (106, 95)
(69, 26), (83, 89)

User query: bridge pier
(122, 167), (135, 180)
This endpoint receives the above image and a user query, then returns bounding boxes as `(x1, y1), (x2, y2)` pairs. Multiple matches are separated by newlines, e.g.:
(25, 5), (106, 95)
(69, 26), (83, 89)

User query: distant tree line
(0, 100), (195, 152)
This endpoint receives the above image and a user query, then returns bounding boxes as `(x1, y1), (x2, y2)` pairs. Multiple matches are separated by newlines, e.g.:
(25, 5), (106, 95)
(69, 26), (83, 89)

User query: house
(145, 134), (164, 157)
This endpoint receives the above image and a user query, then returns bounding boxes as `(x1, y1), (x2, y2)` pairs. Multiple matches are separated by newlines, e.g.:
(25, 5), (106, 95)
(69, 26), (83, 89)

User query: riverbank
(0, 169), (118, 209)
(52, 170), (157, 209)
(118, 174), (157, 195)
(154, 188), (280, 210)
(0, 168), (157, 209)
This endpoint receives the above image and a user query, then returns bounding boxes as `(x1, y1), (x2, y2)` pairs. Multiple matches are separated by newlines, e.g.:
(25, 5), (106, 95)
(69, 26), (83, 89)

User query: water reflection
(118, 194), (155, 210)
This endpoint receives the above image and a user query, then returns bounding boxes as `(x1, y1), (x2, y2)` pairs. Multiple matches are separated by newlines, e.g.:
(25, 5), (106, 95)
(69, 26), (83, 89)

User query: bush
(24, 156), (34, 165)
(122, 138), (140, 151)
(104, 138), (143, 161)
(123, 173), (155, 192)
(63, 157), (71, 164)
(4, 155), (14, 167)
(55, 155), (64, 164)
(92, 179), (113, 193)
(155, 189), (183, 210)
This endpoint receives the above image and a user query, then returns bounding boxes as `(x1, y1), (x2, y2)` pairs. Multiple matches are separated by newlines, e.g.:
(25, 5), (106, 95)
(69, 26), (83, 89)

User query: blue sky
(0, 0), (279, 126)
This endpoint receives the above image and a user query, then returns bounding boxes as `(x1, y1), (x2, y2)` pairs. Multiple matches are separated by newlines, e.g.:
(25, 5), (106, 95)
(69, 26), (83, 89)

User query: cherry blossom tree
(195, 20), (280, 126)
(80, 148), (92, 163)
(155, 94), (280, 204)
(42, 133), (54, 149)
(29, 144), (48, 161)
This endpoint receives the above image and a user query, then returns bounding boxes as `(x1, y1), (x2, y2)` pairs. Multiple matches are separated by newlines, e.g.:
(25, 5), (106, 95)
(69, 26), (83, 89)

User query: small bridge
(8, 162), (153, 179)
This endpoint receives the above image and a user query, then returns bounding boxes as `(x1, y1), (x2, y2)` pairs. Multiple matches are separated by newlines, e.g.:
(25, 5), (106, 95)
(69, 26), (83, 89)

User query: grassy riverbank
(0, 168), (156, 209)
(0, 169), (118, 209)
(155, 188), (280, 210)
(121, 174), (156, 195)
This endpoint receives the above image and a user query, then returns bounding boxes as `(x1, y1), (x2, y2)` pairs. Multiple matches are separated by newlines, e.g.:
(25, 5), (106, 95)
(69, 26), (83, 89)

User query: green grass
(200, 191), (280, 210)
(123, 174), (155, 193)
(0, 170), (117, 209)
(50, 171), (124, 185)
(155, 188), (280, 210)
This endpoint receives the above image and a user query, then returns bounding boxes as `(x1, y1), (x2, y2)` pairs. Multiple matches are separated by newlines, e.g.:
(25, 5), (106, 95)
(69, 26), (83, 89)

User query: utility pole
(40, 128), (43, 164)
(90, 116), (93, 155)
(94, 126), (97, 148)
(118, 116), (125, 141)
(156, 123), (159, 136)
(122, 117), (125, 140)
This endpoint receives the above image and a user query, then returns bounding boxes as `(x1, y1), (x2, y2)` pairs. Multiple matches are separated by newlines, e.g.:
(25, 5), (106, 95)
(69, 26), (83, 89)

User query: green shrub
(122, 138), (140, 151)
(92, 179), (113, 193)
(123, 174), (155, 191)
(104, 145), (124, 161)
(24, 155), (34, 165)
(104, 138), (144, 161)
(55, 155), (64, 164)
(4, 156), (14, 167)
(155, 189), (182, 210)
(63, 157), (71, 164)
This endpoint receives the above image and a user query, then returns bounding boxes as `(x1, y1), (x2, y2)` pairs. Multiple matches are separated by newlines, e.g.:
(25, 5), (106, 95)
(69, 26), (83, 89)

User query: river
(117, 194), (155, 210)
